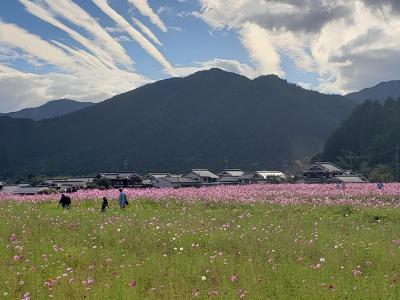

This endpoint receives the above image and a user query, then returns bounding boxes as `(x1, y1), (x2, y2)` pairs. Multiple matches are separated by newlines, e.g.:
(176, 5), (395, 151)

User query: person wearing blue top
(118, 188), (128, 209)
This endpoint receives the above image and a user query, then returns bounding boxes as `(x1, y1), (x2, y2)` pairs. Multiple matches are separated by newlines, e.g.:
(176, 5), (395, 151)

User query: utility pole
(124, 160), (128, 171)
(396, 144), (400, 182)
(346, 154), (354, 173)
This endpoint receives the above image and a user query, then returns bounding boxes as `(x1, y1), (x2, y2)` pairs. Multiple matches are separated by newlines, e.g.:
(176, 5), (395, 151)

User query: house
(146, 173), (172, 180)
(218, 169), (244, 185)
(0, 182), (5, 190)
(98, 172), (146, 188)
(153, 175), (200, 189)
(239, 171), (287, 184)
(13, 186), (50, 195)
(328, 175), (367, 184)
(50, 177), (95, 190)
(185, 169), (219, 185)
(301, 162), (349, 183)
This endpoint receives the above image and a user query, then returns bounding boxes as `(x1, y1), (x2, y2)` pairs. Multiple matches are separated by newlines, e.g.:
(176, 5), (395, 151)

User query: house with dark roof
(185, 169), (219, 185)
(301, 162), (349, 183)
(153, 175), (200, 189)
(239, 171), (287, 184)
(218, 169), (244, 185)
(13, 186), (50, 195)
(0, 182), (5, 190)
(328, 175), (367, 184)
(97, 172), (147, 188)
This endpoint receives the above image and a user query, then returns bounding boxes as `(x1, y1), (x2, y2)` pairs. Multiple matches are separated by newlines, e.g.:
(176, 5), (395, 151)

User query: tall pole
(396, 144), (399, 182)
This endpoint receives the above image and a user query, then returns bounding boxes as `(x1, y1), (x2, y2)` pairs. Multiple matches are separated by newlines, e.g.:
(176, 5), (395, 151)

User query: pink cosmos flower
(21, 292), (30, 300)
(10, 233), (17, 242)
(13, 255), (21, 261)
(352, 269), (362, 277)
(129, 280), (137, 288)
(230, 274), (238, 282)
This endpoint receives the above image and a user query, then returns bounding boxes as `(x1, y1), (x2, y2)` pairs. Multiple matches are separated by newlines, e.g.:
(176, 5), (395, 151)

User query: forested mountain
(322, 99), (400, 180)
(346, 80), (400, 104)
(1, 99), (93, 121)
(0, 68), (356, 180)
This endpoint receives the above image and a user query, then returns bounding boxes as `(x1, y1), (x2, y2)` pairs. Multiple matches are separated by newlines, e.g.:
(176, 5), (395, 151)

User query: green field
(1, 200), (400, 299)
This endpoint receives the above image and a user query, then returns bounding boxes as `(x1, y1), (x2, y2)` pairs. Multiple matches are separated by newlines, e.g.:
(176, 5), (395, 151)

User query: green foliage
(95, 177), (112, 189)
(0, 69), (355, 180)
(322, 99), (400, 179)
(2, 200), (400, 299)
(368, 164), (394, 183)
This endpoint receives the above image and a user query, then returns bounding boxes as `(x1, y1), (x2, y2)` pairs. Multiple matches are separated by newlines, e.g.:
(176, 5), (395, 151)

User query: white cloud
(198, 0), (400, 93)
(173, 58), (260, 79)
(0, 21), (81, 72)
(127, 0), (167, 32)
(41, 0), (134, 68)
(19, 0), (118, 70)
(0, 20), (149, 112)
(239, 22), (285, 77)
(92, 0), (176, 75)
(0, 65), (149, 113)
(131, 17), (163, 46)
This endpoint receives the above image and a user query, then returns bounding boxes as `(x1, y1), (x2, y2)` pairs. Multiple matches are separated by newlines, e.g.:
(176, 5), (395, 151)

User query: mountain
(346, 80), (400, 104)
(321, 99), (400, 172)
(1, 99), (93, 121)
(0, 68), (356, 179)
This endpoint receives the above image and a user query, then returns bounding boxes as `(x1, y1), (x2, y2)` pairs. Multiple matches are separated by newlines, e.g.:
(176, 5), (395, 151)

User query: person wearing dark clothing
(59, 193), (71, 209)
(101, 197), (109, 212)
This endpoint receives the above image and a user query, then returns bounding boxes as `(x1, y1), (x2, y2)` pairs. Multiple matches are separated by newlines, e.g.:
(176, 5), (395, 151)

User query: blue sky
(1, 0), (400, 112)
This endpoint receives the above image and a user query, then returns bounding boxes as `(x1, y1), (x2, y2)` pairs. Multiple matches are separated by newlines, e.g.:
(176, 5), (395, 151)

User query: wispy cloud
(127, 0), (167, 32)
(131, 17), (163, 46)
(19, 0), (117, 70)
(92, 0), (175, 75)
(42, 0), (134, 68)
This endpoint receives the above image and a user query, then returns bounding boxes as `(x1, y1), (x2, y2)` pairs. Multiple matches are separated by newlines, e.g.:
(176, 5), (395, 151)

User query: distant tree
(359, 161), (372, 178)
(368, 164), (394, 183)
(95, 177), (112, 189)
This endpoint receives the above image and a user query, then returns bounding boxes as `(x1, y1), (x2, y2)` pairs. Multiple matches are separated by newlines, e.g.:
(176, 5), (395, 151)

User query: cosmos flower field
(1, 184), (400, 299)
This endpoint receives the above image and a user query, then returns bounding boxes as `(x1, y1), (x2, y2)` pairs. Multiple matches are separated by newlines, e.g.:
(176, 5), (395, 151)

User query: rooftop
(191, 169), (219, 179)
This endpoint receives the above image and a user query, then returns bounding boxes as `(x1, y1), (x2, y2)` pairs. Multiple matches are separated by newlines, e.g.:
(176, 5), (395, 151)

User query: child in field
(101, 197), (109, 212)
(118, 188), (128, 209)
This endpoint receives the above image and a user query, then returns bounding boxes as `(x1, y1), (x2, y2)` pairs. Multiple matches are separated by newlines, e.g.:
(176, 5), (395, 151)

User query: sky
(1, 0), (400, 112)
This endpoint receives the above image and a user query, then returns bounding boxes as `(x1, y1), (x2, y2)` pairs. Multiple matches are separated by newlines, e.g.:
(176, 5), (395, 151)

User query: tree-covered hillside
(0, 69), (356, 180)
(322, 99), (400, 181)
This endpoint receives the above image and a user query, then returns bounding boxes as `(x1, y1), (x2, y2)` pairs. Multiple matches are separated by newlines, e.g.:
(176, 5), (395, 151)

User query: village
(0, 162), (367, 195)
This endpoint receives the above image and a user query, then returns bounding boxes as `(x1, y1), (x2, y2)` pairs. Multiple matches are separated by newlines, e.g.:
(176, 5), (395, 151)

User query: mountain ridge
(346, 80), (400, 104)
(0, 68), (356, 179)
(1, 99), (93, 121)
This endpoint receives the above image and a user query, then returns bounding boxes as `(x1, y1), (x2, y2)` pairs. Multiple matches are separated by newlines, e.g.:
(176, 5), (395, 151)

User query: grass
(1, 199), (400, 299)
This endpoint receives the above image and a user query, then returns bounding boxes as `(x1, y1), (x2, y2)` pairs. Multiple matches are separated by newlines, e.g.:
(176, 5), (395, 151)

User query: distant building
(218, 169), (244, 185)
(153, 175), (200, 189)
(240, 171), (287, 184)
(185, 169), (219, 185)
(146, 173), (172, 180)
(328, 175), (367, 184)
(97, 172), (148, 188)
(0, 182), (5, 190)
(301, 162), (349, 183)
(13, 186), (50, 195)
(46, 177), (95, 191)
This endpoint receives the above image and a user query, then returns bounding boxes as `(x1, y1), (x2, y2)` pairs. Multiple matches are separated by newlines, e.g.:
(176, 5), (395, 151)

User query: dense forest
(0, 69), (355, 180)
(322, 99), (400, 181)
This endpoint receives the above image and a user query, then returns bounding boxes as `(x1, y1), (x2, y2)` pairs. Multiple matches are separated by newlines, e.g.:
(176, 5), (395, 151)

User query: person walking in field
(101, 197), (109, 212)
(377, 180), (384, 190)
(118, 188), (128, 209)
(59, 193), (71, 209)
